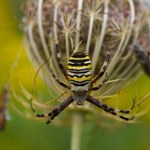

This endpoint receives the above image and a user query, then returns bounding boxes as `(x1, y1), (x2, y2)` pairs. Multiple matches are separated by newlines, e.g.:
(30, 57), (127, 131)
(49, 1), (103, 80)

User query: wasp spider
(37, 42), (134, 124)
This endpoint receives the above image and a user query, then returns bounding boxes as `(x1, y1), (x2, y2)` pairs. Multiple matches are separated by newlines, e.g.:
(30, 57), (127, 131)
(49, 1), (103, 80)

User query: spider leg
(32, 53), (69, 90)
(49, 66), (70, 89)
(91, 48), (110, 84)
(37, 96), (74, 124)
(86, 95), (134, 121)
(92, 73), (108, 91)
(55, 41), (68, 79)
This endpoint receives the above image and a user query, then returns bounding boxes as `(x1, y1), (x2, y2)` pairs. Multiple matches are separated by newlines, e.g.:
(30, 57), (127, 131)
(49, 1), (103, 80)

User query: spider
(36, 42), (134, 124)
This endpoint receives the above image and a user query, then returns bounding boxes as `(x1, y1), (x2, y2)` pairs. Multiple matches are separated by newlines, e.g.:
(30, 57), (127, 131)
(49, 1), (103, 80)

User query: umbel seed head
(12, 0), (150, 126)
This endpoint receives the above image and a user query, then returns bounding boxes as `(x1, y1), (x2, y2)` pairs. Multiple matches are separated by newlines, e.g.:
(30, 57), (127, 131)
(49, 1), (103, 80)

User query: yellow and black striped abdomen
(67, 52), (92, 92)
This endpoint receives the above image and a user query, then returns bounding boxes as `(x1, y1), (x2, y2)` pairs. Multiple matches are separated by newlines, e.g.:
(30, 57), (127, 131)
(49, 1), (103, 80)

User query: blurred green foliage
(0, 1), (150, 150)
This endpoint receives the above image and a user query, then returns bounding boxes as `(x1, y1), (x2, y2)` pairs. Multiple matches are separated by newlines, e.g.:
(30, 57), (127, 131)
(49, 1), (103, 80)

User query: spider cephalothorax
(36, 42), (134, 124)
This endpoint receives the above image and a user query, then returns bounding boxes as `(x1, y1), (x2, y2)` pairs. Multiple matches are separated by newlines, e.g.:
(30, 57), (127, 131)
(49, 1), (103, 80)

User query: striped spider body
(67, 52), (92, 105)
(36, 42), (135, 124)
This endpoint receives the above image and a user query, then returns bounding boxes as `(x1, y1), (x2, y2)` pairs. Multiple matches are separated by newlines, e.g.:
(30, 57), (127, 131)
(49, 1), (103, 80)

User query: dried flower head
(0, 84), (10, 131)
(12, 0), (150, 128)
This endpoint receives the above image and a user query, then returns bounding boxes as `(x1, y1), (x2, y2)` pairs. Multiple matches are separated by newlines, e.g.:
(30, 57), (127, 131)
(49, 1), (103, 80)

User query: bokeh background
(0, 0), (150, 150)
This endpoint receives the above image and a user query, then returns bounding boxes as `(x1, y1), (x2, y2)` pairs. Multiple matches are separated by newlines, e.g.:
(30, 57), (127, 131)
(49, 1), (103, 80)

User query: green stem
(71, 112), (84, 150)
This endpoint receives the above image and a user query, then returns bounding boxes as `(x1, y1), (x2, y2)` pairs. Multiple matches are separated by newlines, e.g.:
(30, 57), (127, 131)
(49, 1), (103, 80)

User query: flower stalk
(71, 111), (84, 150)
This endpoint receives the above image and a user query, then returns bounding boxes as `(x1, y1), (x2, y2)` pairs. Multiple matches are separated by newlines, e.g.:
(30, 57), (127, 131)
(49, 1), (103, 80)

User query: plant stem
(71, 112), (84, 150)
